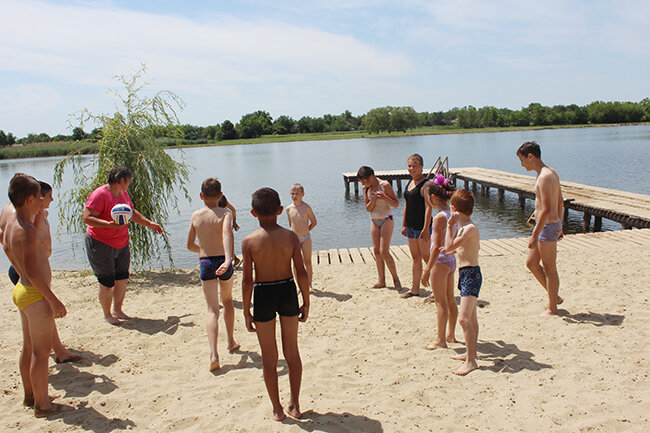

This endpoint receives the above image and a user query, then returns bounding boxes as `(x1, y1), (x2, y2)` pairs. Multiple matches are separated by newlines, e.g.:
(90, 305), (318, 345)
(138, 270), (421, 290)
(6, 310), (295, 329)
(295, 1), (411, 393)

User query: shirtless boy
(3, 174), (67, 416)
(444, 190), (481, 376)
(517, 141), (564, 317)
(286, 184), (317, 288)
(0, 182), (79, 364)
(187, 178), (239, 371)
(242, 187), (309, 421)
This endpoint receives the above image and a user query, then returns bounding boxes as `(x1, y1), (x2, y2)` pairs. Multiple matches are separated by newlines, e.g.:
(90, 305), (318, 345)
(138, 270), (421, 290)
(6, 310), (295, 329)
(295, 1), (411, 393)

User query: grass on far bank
(2, 122), (647, 160)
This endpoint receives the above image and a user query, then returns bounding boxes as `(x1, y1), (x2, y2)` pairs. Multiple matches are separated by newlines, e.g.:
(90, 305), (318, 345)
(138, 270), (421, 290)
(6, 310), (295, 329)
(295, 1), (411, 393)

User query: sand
(1, 233), (649, 432)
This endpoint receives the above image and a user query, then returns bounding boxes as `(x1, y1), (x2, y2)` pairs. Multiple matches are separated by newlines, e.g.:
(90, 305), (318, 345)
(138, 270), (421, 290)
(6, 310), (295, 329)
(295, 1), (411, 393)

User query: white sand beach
(1, 231), (649, 432)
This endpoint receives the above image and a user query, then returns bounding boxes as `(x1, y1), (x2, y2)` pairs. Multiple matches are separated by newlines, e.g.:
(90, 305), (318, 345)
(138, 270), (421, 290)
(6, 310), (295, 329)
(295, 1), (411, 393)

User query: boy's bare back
(455, 222), (480, 268)
(243, 225), (300, 283)
(189, 205), (231, 257)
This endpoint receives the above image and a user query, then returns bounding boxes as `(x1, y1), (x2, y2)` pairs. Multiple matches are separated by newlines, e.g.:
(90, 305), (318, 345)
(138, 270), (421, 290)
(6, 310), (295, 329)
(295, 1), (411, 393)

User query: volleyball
(111, 203), (133, 225)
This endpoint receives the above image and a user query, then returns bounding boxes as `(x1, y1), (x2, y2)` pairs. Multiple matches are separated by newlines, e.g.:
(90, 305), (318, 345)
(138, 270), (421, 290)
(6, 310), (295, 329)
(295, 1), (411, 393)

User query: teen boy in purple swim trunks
(187, 178), (240, 371)
(517, 141), (565, 317)
(241, 187), (309, 422)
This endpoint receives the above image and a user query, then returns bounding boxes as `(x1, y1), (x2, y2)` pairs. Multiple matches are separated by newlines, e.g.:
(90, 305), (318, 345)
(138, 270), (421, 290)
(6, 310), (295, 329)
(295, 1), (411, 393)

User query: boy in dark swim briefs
(241, 187), (310, 422)
(187, 178), (240, 371)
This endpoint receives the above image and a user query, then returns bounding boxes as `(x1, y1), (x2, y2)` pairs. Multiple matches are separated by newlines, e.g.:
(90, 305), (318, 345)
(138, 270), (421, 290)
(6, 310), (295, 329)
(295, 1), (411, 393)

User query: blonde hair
(291, 183), (304, 193)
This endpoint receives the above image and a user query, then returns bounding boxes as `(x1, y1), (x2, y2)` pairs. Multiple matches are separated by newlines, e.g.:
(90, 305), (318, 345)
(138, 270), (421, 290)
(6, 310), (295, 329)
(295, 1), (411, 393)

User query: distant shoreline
(1, 122), (648, 161)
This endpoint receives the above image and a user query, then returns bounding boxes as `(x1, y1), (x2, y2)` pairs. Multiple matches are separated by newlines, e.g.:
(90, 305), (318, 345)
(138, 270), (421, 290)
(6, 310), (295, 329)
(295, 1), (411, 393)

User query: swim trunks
(299, 233), (311, 244)
(253, 278), (300, 322)
(199, 256), (234, 281)
(405, 225), (432, 239)
(458, 266), (482, 297)
(538, 221), (563, 242)
(12, 282), (43, 311)
(372, 215), (393, 228)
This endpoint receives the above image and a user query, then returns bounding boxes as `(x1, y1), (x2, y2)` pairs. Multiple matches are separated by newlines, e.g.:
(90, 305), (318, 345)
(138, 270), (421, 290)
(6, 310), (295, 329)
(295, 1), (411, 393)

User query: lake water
(1, 125), (649, 270)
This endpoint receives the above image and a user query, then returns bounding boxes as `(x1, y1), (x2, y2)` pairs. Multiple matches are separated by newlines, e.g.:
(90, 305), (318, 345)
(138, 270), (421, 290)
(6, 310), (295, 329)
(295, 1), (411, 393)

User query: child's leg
(525, 245), (547, 289)
(112, 278), (130, 319)
(279, 314), (302, 419)
(370, 222), (386, 287)
(219, 278), (239, 351)
(426, 264), (451, 349)
(301, 236), (313, 288)
(379, 219), (401, 290)
(23, 299), (55, 411)
(51, 325), (78, 362)
(538, 241), (560, 316)
(453, 296), (478, 376)
(201, 280), (221, 370)
(19, 310), (34, 405)
(255, 319), (285, 421)
(446, 273), (458, 343)
(406, 237), (423, 294)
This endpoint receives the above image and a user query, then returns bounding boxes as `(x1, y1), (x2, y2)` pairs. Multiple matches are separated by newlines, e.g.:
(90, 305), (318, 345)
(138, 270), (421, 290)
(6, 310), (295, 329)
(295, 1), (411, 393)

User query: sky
(1, 0), (649, 137)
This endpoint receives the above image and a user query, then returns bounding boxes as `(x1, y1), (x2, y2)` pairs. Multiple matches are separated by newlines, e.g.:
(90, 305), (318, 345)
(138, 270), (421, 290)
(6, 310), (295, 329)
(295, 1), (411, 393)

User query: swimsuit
(403, 179), (429, 234)
(253, 277), (300, 322)
(199, 256), (234, 281)
(12, 282), (43, 311)
(458, 266), (482, 297)
(432, 210), (457, 273)
(299, 233), (311, 244)
(538, 221), (563, 242)
(372, 215), (393, 227)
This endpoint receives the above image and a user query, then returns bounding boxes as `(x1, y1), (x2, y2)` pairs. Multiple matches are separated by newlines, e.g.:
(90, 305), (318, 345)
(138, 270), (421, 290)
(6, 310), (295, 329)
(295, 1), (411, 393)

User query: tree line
(2, 98), (649, 147)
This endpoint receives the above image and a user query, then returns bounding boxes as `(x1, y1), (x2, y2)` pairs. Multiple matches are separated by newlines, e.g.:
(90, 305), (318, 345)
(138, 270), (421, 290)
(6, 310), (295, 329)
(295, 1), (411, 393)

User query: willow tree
(54, 65), (190, 268)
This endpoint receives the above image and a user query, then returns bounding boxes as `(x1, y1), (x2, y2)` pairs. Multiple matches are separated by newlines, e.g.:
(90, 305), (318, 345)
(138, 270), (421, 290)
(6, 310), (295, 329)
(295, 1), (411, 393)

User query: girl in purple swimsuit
(421, 174), (459, 350)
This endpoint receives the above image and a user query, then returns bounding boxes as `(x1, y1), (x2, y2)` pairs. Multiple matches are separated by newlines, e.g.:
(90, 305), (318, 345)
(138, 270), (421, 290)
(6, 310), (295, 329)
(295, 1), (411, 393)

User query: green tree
(236, 110), (273, 138)
(272, 115), (295, 135)
(0, 130), (7, 147)
(53, 65), (190, 268)
(361, 107), (391, 133)
(220, 120), (238, 139)
(72, 126), (87, 141)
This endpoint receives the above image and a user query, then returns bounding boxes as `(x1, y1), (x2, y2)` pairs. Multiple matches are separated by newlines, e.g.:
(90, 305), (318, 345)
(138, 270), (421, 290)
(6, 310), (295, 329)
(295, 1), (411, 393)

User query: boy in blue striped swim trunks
(517, 141), (565, 317)
(242, 187), (310, 422)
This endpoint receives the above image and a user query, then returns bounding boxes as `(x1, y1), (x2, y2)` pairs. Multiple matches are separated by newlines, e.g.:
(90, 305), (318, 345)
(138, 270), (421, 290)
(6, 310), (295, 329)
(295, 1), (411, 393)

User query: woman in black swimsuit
(400, 154), (432, 298)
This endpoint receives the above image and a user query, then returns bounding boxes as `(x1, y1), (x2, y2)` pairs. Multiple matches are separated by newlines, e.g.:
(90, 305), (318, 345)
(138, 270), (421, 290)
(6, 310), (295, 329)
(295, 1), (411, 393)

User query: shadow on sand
(50, 364), (118, 398)
(41, 401), (136, 433)
(560, 310), (624, 326)
(465, 339), (553, 374)
(284, 410), (383, 432)
(210, 349), (289, 378)
(311, 288), (352, 302)
(118, 314), (194, 335)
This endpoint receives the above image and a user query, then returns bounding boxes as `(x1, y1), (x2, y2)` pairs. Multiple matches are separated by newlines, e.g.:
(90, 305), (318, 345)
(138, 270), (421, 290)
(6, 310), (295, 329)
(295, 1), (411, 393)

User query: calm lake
(1, 125), (649, 270)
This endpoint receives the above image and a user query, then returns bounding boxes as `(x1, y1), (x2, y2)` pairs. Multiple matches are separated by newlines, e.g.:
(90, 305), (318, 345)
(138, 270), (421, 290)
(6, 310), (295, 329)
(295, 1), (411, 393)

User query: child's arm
(419, 182), (433, 240)
(186, 219), (200, 253)
(217, 213), (234, 275)
(226, 202), (239, 231)
(362, 186), (377, 212)
(241, 237), (256, 332)
(444, 217), (475, 254)
(307, 205), (317, 232)
(421, 213), (445, 287)
(292, 235), (310, 322)
(376, 181), (399, 208)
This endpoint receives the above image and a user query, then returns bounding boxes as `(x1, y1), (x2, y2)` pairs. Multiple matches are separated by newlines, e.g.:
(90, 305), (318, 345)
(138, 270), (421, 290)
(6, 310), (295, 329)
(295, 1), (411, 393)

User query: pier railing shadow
(118, 314), (194, 335)
(559, 310), (624, 326)
(284, 410), (383, 432)
(470, 340), (552, 374)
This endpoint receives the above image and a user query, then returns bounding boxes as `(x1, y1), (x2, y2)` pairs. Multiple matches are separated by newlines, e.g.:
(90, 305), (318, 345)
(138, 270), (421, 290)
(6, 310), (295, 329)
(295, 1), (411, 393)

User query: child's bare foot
(54, 349), (82, 364)
(452, 360), (478, 376)
(227, 342), (241, 352)
(393, 279), (402, 291)
(446, 335), (458, 343)
(104, 315), (121, 326)
(113, 310), (131, 320)
(371, 281), (386, 289)
(451, 352), (467, 361)
(287, 403), (302, 419)
(424, 294), (435, 303)
(34, 402), (67, 418)
(557, 296), (564, 305)
(24, 394), (58, 408)
(539, 309), (557, 318)
(423, 342), (447, 350)
(209, 357), (220, 371)
(400, 289), (419, 298)
(272, 408), (286, 421)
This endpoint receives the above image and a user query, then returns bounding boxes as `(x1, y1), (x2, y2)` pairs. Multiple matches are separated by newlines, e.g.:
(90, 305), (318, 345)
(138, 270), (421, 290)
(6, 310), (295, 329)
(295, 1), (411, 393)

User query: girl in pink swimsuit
(421, 174), (459, 349)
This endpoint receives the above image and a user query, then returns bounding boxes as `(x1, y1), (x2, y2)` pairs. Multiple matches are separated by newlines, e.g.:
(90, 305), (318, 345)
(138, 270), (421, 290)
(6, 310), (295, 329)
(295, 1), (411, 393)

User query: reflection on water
(1, 125), (648, 270)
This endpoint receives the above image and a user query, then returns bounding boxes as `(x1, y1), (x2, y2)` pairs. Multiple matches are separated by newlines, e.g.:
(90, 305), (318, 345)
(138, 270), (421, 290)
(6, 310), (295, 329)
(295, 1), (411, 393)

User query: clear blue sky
(1, 0), (649, 137)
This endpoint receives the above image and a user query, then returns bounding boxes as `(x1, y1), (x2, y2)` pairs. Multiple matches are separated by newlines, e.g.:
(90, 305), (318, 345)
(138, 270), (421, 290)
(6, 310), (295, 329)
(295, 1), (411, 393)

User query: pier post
(396, 179), (402, 194)
(563, 206), (569, 222)
(485, 186), (490, 195)
(464, 179), (469, 189)
(472, 182), (477, 192)
(583, 212), (591, 232)
(344, 179), (350, 194)
(518, 194), (526, 209)
(498, 188), (504, 202)
(354, 181), (359, 194)
(594, 216), (602, 231)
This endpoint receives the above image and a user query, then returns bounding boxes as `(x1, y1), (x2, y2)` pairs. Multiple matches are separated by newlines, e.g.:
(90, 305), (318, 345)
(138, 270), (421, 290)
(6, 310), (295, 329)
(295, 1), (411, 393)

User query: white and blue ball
(111, 203), (133, 225)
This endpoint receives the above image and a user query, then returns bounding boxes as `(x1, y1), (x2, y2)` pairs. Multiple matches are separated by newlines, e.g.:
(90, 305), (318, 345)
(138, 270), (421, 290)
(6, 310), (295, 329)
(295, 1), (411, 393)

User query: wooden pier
(343, 167), (650, 231)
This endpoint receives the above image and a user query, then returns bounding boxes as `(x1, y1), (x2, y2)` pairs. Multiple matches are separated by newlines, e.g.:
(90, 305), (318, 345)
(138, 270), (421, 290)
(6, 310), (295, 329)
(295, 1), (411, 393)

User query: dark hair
(251, 187), (281, 216)
(201, 178), (222, 198)
(38, 181), (52, 196)
(450, 189), (475, 216)
(108, 166), (133, 184)
(218, 194), (228, 208)
(357, 166), (374, 180)
(8, 173), (40, 207)
(407, 154), (423, 166)
(517, 141), (541, 158)
(428, 180), (455, 201)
